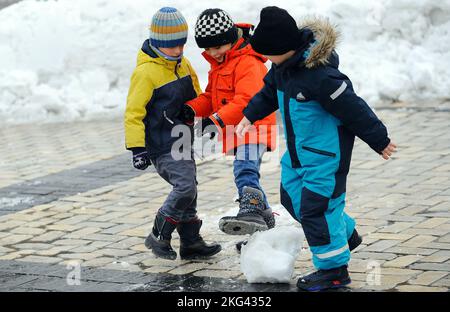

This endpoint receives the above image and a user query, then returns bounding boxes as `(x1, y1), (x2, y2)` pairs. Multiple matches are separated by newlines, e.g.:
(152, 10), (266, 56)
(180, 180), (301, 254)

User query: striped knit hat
(149, 7), (188, 48)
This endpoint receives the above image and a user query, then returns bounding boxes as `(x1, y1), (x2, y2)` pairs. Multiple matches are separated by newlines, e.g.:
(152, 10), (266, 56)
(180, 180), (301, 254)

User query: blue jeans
(233, 144), (269, 209)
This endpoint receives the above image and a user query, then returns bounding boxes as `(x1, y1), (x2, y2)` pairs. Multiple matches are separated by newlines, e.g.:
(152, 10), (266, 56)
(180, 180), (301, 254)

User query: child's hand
(381, 141), (397, 160)
(235, 116), (252, 138)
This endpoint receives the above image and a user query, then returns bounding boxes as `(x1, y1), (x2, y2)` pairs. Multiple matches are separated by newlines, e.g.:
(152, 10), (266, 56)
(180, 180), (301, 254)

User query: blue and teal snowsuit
(243, 19), (391, 270)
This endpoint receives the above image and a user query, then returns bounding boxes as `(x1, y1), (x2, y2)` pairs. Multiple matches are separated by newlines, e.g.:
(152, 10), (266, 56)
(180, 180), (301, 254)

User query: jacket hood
(202, 23), (267, 66)
(299, 17), (340, 69)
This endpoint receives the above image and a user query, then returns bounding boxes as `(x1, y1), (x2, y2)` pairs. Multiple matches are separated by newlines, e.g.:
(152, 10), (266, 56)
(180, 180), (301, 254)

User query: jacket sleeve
(124, 65), (153, 150)
(186, 83), (214, 118)
(317, 71), (390, 154)
(242, 67), (279, 123)
(212, 57), (267, 127)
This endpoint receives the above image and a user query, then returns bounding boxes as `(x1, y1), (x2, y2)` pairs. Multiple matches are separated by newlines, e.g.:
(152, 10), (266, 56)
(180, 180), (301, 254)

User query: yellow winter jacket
(124, 40), (201, 157)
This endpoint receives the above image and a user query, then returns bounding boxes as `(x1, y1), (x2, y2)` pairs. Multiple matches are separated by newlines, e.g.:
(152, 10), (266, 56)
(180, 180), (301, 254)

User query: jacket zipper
(302, 146), (336, 157)
(163, 62), (181, 126)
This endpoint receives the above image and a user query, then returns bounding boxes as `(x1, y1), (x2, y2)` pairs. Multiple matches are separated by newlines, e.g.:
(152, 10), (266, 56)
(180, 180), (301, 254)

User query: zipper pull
(163, 110), (174, 125)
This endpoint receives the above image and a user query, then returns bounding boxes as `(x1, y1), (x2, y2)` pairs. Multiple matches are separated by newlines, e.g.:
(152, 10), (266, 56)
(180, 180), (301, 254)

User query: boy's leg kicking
(279, 153), (361, 291)
(145, 153), (221, 260)
(219, 144), (275, 236)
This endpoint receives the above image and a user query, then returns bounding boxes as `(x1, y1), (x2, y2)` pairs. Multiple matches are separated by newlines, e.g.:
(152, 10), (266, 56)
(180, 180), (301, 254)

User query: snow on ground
(1, 0), (449, 124)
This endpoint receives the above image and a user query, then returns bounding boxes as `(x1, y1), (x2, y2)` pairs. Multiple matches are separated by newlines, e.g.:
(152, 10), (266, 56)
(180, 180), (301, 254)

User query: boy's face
(159, 45), (185, 58)
(204, 43), (232, 63)
(264, 50), (296, 65)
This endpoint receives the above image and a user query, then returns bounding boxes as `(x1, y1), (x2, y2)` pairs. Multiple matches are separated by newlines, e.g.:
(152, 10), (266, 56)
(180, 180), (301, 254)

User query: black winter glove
(131, 147), (151, 170)
(194, 117), (217, 139)
(180, 105), (195, 126)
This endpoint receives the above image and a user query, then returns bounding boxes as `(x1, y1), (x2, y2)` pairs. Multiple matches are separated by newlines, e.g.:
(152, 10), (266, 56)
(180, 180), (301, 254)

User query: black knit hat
(250, 6), (303, 55)
(195, 8), (238, 48)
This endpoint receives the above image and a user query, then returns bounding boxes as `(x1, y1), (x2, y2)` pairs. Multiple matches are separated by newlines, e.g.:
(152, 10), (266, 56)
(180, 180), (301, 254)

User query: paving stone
(0, 273), (39, 290)
(18, 256), (62, 264)
(31, 231), (66, 243)
(383, 255), (423, 268)
(14, 243), (54, 250)
(395, 285), (447, 292)
(409, 262), (450, 272)
(367, 233), (414, 241)
(409, 271), (449, 286)
(193, 269), (241, 279)
(362, 240), (400, 252)
(415, 218), (449, 229)
(419, 250), (450, 263)
(431, 278), (450, 288)
(351, 252), (398, 261)
(0, 234), (33, 245)
(167, 263), (210, 275)
(143, 266), (173, 274)
(10, 227), (47, 235)
(82, 257), (116, 267)
(65, 227), (102, 239)
(401, 235), (438, 248)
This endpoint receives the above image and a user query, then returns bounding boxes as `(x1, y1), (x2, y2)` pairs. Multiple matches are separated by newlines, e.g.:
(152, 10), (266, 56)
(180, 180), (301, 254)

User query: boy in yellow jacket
(124, 7), (221, 260)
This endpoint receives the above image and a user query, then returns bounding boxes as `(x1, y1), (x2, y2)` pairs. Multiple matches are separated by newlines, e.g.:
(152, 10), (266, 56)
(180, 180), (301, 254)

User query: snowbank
(1, 0), (449, 124)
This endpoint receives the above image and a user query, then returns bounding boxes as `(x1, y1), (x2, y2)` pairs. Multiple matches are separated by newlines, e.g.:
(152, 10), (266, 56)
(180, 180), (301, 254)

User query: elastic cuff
(372, 137), (391, 154)
(242, 108), (257, 124)
(211, 112), (226, 128)
(130, 147), (146, 155)
(185, 103), (197, 116)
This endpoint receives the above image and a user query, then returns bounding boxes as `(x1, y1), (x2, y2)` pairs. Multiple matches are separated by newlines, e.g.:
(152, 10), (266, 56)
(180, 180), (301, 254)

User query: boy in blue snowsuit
(236, 7), (397, 291)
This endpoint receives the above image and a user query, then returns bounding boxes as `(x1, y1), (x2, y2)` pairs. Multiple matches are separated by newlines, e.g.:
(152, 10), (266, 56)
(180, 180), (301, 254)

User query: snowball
(240, 226), (304, 283)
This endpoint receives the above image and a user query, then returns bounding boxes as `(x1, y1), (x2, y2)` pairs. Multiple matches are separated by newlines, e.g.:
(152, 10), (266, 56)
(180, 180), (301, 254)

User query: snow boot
(177, 219), (222, 260)
(144, 212), (177, 260)
(296, 265), (351, 292)
(348, 229), (363, 251)
(235, 208), (276, 252)
(219, 186), (269, 235)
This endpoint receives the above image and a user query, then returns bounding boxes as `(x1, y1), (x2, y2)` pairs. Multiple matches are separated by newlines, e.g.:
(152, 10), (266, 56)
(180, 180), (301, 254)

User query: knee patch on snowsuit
(300, 187), (331, 246)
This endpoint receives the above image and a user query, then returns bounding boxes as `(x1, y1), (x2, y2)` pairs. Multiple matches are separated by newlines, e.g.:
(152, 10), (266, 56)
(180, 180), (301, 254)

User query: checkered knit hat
(149, 7), (188, 48)
(195, 9), (238, 48)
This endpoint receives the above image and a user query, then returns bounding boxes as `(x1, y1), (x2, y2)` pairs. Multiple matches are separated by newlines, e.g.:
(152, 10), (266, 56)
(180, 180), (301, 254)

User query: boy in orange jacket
(184, 9), (277, 239)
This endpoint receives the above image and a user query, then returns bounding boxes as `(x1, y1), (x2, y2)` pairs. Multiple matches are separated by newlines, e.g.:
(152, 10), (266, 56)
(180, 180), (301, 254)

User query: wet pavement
(0, 108), (450, 292)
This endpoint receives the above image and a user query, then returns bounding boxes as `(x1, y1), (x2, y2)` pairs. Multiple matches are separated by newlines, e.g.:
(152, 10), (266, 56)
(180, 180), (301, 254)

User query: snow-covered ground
(1, 0), (449, 124)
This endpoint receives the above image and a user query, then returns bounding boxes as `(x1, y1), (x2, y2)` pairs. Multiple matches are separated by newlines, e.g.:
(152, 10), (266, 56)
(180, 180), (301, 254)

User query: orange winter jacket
(187, 24), (277, 155)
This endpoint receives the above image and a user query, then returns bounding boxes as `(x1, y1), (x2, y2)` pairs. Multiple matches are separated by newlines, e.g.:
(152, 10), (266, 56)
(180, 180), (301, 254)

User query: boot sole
(219, 218), (268, 235)
(297, 277), (352, 292)
(144, 236), (177, 260)
(180, 245), (222, 260)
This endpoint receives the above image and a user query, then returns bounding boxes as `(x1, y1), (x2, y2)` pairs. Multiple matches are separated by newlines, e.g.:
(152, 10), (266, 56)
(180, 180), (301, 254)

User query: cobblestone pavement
(0, 108), (449, 292)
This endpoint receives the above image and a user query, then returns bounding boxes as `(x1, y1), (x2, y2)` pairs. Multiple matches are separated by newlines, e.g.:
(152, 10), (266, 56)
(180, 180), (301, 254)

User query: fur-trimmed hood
(298, 17), (340, 69)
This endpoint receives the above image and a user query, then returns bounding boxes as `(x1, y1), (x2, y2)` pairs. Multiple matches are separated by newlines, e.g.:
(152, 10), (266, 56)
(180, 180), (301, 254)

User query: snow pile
(1, 0), (449, 124)
(240, 225), (304, 283)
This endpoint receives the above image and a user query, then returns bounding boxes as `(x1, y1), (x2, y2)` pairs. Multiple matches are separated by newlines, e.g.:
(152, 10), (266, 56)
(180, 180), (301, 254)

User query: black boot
(177, 219), (222, 260)
(297, 265), (351, 292)
(144, 212), (177, 260)
(348, 229), (362, 251)
(219, 186), (269, 235)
